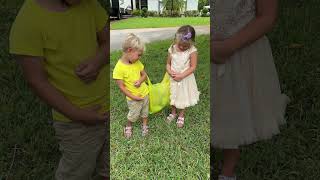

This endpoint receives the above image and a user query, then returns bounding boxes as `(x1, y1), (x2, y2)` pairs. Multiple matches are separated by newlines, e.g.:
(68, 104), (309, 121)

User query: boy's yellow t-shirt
(113, 60), (149, 100)
(9, 0), (108, 122)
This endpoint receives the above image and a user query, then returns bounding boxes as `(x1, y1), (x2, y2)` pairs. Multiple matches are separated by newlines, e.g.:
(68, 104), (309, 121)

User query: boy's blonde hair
(122, 33), (145, 52)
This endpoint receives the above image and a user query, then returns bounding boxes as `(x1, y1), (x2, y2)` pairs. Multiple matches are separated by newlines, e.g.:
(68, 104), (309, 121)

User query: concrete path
(110, 25), (210, 52)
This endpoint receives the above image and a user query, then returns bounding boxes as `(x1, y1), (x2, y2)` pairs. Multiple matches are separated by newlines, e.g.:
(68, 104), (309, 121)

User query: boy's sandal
(142, 125), (149, 136)
(166, 114), (177, 123)
(176, 117), (185, 128)
(124, 126), (132, 138)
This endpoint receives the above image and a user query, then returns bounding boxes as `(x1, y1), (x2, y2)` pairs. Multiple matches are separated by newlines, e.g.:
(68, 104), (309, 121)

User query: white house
(147, 0), (164, 13)
(130, 0), (199, 13)
(185, 0), (198, 11)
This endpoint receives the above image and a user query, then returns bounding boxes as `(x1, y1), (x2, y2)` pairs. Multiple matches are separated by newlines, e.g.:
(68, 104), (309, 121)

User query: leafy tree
(162, 0), (185, 12)
(198, 0), (209, 11)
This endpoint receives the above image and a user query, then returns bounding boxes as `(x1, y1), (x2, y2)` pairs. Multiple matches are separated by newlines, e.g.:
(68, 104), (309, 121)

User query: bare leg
(124, 120), (133, 138)
(142, 117), (148, 126)
(141, 117), (149, 136)
(126, 120), (132, 128)
(178, 108), (185, 118)
(221, 149), (240, 177)
(171, 105), (177, 115)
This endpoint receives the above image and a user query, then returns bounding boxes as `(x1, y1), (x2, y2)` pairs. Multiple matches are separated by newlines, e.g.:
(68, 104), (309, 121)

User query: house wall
(186, 0), (198, 11)
(148, 0), (159, 11)
(132, 0), (136, 9)
(131, 0), (198, 12)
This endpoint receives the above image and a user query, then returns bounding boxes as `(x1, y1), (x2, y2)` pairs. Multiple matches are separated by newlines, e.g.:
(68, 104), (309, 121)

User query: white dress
(169, 44), (200, 109)
(211, 0), (290, 148)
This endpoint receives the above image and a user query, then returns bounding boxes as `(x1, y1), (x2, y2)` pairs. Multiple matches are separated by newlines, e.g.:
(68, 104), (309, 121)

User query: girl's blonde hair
(122, 33), (145, 52)
(171, 25), (196, 52)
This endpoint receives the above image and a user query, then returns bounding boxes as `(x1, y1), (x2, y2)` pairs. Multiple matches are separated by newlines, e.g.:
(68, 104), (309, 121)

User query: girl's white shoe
(176, 117), (185, 128)
(218, 175), (237, 180)
(217, 64), (226, 77)
(166, 114), (177, 123)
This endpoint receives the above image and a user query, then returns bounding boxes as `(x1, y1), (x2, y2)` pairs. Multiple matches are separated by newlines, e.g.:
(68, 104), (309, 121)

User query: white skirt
(170, 73), (200, 109)
(211, 36), (290, 149)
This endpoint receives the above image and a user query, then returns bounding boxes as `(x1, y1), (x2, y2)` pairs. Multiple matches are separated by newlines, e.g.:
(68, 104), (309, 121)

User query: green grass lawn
(111, 17), (210, 30)
(110, 35), (210, 179)
(212, 0), (320, 179)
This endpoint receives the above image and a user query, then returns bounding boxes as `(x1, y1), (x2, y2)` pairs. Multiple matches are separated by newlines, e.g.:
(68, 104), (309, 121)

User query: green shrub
(161, 10), (169, 17)
(171, 10), (181, 17)
(161, 10), (181, 17)
(141, 7), (148, 17)
(148, 11), (158, 17)
(132, 9), (141, 16)
(184, 10), (199, 17)
(201, 8), (209, 17)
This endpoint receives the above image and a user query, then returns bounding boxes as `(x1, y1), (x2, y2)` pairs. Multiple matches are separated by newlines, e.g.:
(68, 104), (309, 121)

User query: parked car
(125, 5), (132, 15)
(110, 0), (133, 19)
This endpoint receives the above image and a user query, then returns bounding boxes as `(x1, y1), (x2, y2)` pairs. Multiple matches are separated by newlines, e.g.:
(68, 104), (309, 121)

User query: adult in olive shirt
(10, 0), (109, 179)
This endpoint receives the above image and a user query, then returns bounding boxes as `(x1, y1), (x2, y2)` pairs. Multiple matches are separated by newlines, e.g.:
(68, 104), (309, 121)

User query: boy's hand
(173, 73), (184, 82)
(72, 105), (108, 125)
(134, 80), (142, 88)
(75, 57), (104, 83)
(133, 95), (144, 101)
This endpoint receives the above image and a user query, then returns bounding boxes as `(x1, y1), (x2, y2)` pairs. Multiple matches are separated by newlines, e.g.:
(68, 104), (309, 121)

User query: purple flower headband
(181, 32), (192, 41)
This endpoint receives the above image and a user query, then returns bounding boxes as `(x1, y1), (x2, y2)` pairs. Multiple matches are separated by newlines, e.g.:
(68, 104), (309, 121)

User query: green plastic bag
(147, 73), (170, 114)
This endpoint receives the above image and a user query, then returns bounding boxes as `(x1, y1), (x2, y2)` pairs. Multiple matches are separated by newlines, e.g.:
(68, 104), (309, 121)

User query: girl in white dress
(166, 25), (200, 128)
(212, 0), (290, 179)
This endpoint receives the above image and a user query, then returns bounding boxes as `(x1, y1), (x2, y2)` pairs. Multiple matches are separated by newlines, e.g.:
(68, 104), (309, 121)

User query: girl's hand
(134, 80), (142, 87)
(169, 70), (177, 78)
(212, 40), (236, 64)
(173, 73), (184, 82)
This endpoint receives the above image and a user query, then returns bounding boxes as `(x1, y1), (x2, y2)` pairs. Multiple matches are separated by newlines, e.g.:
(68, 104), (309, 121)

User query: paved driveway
(110, 26), (210, 52)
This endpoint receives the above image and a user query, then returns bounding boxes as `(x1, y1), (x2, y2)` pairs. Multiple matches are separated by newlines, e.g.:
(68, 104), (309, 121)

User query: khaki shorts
(127, 95), (149, 122)
(53, 121), (108, 180)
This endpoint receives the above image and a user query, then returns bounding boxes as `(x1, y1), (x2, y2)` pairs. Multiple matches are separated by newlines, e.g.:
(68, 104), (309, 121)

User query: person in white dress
(165, 25), (200, 128)
(211, 0), (290, 179)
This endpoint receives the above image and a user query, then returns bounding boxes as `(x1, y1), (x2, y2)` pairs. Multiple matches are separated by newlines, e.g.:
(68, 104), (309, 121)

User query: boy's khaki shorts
(53, 121), (108, 180)
(127, 95), (149, 122)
